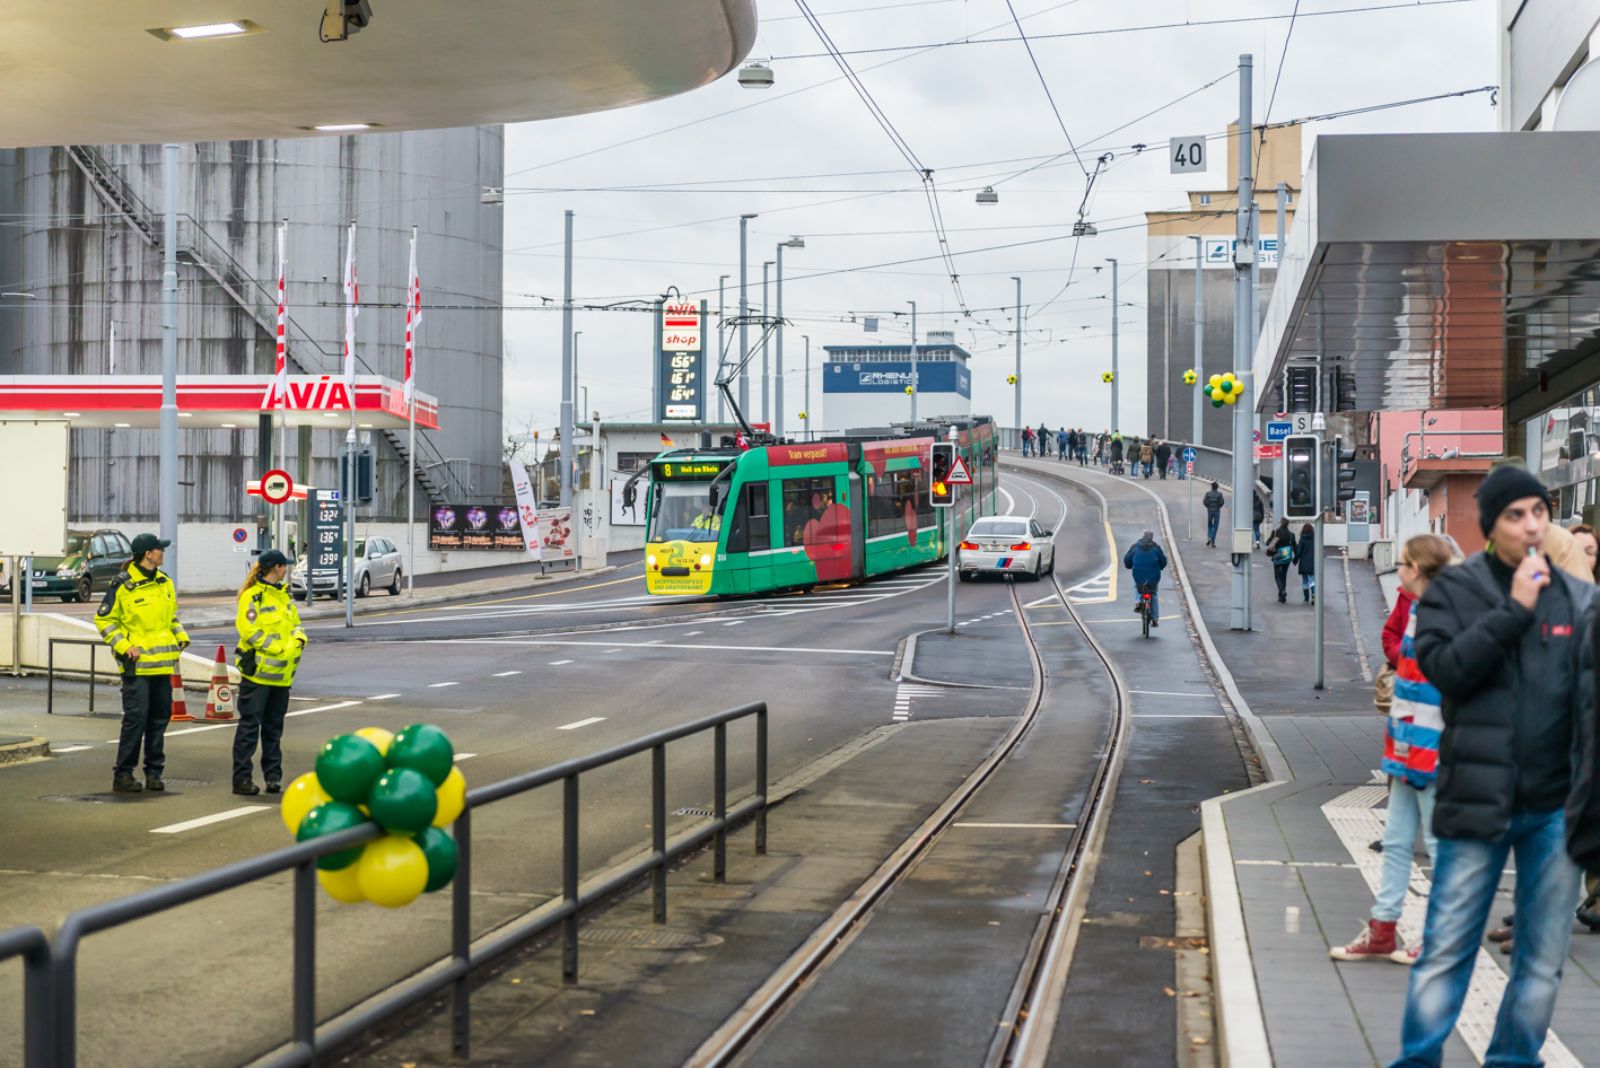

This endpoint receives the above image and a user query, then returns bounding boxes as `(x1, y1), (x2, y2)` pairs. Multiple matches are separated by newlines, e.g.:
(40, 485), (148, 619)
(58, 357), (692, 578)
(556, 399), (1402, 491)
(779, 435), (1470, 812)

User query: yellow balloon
(1208, 374), (1223, 388)
(904, 385), (915, 395)
(280, 772), (332, 834)
(432, 766), (467, 828)
(356, 834), (429, 908)
(318, 864), (366, 904)
(354, 726), (394, 757)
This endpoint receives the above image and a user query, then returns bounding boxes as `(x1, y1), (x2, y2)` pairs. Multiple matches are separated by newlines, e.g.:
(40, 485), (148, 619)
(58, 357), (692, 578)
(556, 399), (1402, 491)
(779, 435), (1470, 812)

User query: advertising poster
(537, 506), (577, 561)
(509, 458), (544, 560)
(429, 504), (524, 551)
(611, 473), (647, 527)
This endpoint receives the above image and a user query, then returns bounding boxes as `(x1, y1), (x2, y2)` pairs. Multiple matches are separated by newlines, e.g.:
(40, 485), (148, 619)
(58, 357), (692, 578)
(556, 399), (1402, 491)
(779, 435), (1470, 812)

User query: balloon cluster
(903, 384), (915, 395)
(1183, 368), (1199, 385)
(1101, 371), (1115, 384)
(280, 724), (466, 908)
(1203, 372), (1242, 408)
(1005, 373), (1018, 385)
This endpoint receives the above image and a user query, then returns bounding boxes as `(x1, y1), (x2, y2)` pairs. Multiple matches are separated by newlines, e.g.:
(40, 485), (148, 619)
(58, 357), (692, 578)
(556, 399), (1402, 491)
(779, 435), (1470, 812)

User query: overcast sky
(499, 0), (1497, 443)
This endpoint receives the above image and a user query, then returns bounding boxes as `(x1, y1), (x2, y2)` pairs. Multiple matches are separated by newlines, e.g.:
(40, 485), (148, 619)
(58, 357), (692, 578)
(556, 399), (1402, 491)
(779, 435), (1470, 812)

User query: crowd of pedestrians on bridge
(1020, 425), (1190, 482)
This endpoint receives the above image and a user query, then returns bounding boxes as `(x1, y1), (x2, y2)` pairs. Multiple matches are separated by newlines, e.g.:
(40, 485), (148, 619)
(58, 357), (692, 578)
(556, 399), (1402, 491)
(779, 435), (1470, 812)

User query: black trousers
(115, 671), (172, 777)
(1273, 562), (1291, 599)
(234, 680), (292, 784)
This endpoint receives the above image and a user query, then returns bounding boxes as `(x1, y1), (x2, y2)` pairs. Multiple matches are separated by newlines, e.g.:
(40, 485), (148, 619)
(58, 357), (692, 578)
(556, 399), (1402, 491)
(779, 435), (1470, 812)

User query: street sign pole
(947, 427), (959, 634)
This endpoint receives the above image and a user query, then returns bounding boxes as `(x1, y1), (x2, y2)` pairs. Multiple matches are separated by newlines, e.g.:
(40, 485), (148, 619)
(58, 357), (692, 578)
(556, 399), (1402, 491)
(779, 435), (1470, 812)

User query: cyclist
(1123, 529), (1169, 628)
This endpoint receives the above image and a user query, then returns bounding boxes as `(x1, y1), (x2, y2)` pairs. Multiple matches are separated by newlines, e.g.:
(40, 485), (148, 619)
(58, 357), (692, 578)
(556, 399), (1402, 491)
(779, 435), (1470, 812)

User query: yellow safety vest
(94, 565), (190, 677)
(235, 581), (307, 687)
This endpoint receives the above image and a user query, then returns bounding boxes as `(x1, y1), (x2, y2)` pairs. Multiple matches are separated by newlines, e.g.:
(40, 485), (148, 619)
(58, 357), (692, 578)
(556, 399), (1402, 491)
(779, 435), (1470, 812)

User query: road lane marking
(722, 621), (743, 627)
(1130, 689), (1213, 698)
(427, 638), (895, 657)
(454, 753), (479, 761)
(356, 573), (645, 621)
(557, 717), (606, 731)
(686, 631), (703, 636)
(492, 671), (522, 677)
(151, 806), (271, 835)
(951, 822), (1078, 830)
(1132, 713), (1224, 719)
(369, 693), (400, 700)
(428, 681), (459, 688)
(549, 659), (574, 666)
(167, 700), (363, 736)
(51, 744), (93, 754)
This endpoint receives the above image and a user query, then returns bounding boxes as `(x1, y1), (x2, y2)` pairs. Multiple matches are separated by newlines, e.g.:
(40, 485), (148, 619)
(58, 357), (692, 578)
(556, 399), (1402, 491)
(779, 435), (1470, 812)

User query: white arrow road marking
(557, 717), (606, 731)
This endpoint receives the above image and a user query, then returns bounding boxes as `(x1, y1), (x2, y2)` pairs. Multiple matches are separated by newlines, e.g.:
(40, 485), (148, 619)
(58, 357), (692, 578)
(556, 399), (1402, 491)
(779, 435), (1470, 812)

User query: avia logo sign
(259, 376), (354, 411)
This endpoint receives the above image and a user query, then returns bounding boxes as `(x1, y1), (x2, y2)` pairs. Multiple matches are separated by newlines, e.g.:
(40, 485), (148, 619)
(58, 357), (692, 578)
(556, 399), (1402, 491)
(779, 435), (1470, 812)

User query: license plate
(31, 581), (46, 589)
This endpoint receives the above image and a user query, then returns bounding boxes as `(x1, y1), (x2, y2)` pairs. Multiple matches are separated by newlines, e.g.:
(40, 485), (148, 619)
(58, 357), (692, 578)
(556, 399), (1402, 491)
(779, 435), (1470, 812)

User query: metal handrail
(15, 701), (768, 1066)
(46, 638), (110, 716)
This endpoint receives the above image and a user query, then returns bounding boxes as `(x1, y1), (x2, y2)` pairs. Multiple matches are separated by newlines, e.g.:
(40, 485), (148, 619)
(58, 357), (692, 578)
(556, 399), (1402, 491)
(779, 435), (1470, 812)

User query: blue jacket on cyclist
(1123, 531), (1168, 625)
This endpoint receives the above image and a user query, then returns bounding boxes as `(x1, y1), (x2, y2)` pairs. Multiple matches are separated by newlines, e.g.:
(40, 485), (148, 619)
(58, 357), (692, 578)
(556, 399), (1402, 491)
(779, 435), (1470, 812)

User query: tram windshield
(649, 482), (722, 543)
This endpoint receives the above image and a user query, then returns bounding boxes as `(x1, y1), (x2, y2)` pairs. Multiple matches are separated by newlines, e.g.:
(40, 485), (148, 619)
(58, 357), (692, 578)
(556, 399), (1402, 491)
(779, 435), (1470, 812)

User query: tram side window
(781, 477), (835, 547)
(867, 474), (901, 537)
(912, 465), (935, 526)
(727, 483), (771, 553)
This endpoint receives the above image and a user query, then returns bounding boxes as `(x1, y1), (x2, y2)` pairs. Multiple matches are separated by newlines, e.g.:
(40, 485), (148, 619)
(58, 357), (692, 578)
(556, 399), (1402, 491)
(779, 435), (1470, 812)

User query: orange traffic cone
(205, 645), (236, 721)
(170, 669), (194, 722)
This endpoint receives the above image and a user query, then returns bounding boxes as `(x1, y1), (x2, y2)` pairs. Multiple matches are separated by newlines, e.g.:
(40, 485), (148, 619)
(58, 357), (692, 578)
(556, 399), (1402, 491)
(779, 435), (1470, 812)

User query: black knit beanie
(1476, 465), (1550, 536)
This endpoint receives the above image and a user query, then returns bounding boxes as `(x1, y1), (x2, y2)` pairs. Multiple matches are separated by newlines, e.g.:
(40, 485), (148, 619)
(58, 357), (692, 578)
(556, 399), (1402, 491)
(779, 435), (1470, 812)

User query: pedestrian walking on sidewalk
(1571, 524), (1598, 580)
(1155, 439), (1172, 480)
(1021, 425), (1035, 457)
(1390, 465), (1597, 1068)
(1202, 482), (1224, 547)
(232, 549), (308, 796)
(1108, 434), (1124, 475)
(1296, 523), (1317, 602)
(1138, 439), (1154, 479)
(1056, 427), (1069, 461)
(1264, 518), (1296, 602)
(1331, 534), (1454, 967)
(1252, 492), (1265, 548)
(1176, 442), (1189, 480)
(95, 533), (190, 794)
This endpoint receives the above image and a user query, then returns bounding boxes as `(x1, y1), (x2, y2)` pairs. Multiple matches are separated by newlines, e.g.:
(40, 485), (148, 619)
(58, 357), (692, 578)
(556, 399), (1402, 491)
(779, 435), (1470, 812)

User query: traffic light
(929, 442), (955, 508)
(1285, 435), (1319, 519)
(1333, 436), (1357, 507)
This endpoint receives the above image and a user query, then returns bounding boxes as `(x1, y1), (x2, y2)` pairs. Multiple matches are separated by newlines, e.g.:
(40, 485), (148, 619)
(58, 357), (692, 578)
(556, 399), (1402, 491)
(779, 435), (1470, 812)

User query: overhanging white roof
(5, 0), (757, 145)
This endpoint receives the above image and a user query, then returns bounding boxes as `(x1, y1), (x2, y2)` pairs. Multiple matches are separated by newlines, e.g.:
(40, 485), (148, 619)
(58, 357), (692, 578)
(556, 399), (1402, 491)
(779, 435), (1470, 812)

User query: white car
(290, 536), (404, 599)
(957, 516), (1056, 581)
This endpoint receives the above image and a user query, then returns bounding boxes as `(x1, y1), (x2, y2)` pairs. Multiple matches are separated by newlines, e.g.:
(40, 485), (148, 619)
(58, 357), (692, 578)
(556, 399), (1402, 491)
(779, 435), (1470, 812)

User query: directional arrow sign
(946, 455), (973, 485)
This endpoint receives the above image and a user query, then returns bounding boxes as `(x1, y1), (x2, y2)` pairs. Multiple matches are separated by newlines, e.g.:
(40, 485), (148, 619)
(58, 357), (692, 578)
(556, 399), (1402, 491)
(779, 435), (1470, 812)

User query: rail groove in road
(684, 484), (1133, 1068)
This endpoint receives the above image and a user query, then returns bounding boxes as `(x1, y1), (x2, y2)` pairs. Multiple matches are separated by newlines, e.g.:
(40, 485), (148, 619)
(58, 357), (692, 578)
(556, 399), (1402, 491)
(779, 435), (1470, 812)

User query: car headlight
(58, 568), (73, 576)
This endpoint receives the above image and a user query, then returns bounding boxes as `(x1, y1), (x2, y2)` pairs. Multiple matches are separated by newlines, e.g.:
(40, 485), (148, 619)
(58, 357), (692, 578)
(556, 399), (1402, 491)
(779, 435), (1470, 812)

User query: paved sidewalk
(1137, 474), (1600, 1066)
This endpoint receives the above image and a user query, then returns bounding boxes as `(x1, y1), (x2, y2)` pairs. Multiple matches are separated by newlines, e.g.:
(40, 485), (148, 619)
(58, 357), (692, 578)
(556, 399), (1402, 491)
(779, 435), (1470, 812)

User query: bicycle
(1135, 581), (1156, 639)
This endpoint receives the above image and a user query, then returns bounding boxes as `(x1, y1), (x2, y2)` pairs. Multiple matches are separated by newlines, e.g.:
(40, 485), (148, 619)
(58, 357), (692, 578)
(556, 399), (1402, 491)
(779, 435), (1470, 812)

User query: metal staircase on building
(66, 144), (459, 507)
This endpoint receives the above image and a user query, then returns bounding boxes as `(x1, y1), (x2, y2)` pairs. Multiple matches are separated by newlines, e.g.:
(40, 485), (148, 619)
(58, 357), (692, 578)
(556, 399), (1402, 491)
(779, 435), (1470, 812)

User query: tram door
(848, 471), (866, 580)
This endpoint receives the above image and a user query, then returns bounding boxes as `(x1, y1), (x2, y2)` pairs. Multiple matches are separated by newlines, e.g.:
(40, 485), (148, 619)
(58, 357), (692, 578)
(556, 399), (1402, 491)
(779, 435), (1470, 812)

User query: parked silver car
(957, 516), (1055, 581)
(290, 536), (404, 599)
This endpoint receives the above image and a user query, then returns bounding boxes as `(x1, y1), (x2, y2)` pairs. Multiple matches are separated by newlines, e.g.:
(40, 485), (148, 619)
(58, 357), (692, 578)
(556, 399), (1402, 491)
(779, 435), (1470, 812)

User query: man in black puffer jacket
(1392, 465), (1597, 1068)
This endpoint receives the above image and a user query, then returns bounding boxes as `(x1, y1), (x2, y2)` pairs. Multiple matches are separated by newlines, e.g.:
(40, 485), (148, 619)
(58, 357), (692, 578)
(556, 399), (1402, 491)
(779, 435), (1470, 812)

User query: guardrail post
(652, 743), (667, 923)
(47, 640), (54, 715)
(452, 808), (472, 1059)
(292, 860), (316, 1057)
(562, 774), (579, 983)
(53, 926), (78, 1065)
(89, 643), (97, 716)
(756, 706), (768, 855)
(713, 723), (727, 882)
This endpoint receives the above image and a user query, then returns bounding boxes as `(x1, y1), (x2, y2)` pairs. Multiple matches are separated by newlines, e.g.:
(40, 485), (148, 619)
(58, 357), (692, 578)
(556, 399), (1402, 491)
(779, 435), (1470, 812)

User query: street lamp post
(1107, 258), (1119, 433)
(908, 300), (918, 422)
(572, 330), (582, 433)
(716, 274), (728, 424)
(761, 260), (773, 425)
(775, 237), (804, 439)
(1011, 276), (1022, 434)
(803, 334), (811, 440)
(739, 215), (755, 417)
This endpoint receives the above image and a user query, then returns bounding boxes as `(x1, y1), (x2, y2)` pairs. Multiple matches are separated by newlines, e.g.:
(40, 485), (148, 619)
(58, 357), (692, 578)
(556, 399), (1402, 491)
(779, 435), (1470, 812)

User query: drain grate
(672, 806), (715, 817)
(578, 926), (722, 950)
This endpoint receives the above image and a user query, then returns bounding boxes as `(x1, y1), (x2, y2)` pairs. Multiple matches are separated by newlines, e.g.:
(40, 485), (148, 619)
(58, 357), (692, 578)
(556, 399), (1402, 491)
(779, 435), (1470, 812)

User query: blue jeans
(1392, 808), (1578, 1068)
(1206, 511), (1220, 543)
(1373, 779), (1437, 922)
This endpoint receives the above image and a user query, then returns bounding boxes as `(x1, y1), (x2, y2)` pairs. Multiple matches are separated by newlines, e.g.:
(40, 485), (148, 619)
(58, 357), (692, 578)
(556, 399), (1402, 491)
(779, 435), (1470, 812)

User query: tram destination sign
(653, 459), (729, 481)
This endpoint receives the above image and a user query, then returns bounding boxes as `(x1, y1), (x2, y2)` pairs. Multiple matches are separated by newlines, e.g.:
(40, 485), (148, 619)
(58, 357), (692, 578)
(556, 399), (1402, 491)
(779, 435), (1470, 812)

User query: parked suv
(290, 536), (404, 599)
(26, 529), (133, 602)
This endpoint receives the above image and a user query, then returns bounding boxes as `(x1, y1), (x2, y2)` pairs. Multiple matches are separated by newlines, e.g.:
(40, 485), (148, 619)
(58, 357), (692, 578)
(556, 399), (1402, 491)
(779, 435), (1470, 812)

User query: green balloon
(297, 801), (370, 870)
(1203, 383), (1214, 396)
(415, 826), (459, 893)
(388, 724), (454, 786)
(316, 735), (386, 805)
(1212, 397), (1225, 408)
(368, 768), (438, 834)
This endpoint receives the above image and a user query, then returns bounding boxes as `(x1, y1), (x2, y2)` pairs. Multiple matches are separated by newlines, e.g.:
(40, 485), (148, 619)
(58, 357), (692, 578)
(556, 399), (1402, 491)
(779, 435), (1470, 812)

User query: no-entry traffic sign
(259, 469), (294, 506)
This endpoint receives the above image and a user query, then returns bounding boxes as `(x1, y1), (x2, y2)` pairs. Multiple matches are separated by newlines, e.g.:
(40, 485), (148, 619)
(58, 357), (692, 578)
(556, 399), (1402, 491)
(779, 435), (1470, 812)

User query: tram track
(685, 480), (1132, 1068)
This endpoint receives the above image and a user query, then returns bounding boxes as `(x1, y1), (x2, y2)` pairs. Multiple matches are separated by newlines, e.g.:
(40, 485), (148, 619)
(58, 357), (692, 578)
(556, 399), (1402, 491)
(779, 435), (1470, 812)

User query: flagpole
(344, 220), (357, 630)
(275, 219), (288, 555)
(406, 224), (418, 597)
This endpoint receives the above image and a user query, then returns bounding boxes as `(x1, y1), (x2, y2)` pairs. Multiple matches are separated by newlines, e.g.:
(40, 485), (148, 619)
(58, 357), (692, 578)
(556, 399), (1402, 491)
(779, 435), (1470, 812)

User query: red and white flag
(342, 221), (359, 390)
(404, 226), (421, 411)
(274, 222), (288, 406)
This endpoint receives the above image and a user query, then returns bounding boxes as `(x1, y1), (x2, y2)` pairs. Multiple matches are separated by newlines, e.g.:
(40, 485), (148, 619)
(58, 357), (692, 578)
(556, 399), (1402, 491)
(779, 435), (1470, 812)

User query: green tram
(644, 417), (999, 597)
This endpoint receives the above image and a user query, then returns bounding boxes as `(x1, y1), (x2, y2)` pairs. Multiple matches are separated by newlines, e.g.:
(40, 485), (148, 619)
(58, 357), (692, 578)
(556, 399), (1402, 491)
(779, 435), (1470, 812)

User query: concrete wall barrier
(0, 612), (237, 688)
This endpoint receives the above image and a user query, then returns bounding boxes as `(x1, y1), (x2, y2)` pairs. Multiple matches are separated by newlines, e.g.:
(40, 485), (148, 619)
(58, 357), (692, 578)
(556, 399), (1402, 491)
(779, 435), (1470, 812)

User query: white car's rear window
(969, 520), (1027, 538)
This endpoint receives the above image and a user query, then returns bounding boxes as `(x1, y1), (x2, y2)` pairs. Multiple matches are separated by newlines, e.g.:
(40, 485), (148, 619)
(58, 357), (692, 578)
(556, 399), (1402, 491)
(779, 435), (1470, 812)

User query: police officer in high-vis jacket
(232, 549), (307, 796)
(95, 533), (190, 793)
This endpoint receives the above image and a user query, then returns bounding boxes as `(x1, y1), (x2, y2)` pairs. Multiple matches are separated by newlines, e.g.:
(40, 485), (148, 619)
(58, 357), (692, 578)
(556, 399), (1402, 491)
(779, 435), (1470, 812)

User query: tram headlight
(699, 554), (711, 567)
(647, 554), (657, 567)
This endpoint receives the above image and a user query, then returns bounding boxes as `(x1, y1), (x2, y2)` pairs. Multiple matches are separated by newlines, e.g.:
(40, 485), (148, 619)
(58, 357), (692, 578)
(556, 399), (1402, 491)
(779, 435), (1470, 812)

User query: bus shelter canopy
(1253, 133), (1600, 423)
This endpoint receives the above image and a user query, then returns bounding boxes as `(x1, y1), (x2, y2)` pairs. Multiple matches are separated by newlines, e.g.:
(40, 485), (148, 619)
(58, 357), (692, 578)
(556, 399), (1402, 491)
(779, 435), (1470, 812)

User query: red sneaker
(1391, 941), (1421, 965)
(1329, 920), (1398, 961)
